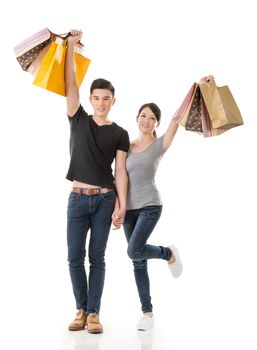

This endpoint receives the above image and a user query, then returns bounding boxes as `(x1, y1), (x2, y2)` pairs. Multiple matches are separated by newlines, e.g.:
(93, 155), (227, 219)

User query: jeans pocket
(101, 191), (116, 202)
(69, 192), (81, 201)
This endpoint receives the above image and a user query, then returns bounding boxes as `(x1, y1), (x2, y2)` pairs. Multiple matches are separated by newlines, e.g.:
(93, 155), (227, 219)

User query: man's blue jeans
(123, 206), (172, 313)
(67, 191), (115, 314)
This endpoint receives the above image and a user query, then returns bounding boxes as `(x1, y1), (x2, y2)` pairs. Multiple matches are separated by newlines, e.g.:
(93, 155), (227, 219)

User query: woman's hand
(199, 75), (214, 84)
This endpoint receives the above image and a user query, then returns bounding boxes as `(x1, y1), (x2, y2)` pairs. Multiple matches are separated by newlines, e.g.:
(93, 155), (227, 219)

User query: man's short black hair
(90, 78), (115, 96)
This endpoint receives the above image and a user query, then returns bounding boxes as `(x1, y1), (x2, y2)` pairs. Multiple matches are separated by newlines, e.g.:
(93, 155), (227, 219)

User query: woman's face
(137, 107), (159, 135)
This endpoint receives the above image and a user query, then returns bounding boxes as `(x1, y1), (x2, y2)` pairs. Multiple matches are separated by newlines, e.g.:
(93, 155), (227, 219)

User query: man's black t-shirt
(66, 105), (130, 189)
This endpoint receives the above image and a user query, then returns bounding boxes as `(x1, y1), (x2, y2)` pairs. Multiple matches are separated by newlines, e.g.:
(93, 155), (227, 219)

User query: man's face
(89, 89), (116, 118)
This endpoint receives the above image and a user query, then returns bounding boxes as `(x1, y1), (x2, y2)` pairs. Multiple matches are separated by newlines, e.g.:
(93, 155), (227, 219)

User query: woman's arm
(163, 114), (179, 149)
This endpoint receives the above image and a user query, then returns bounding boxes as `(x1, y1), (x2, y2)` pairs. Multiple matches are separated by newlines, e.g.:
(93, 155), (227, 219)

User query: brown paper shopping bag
(201, 95), (227, 137)
(199, 78), (244, 129)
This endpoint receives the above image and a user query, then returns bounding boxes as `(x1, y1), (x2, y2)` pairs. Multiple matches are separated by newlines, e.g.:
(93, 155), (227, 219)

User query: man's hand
(67, 29), (83, 47)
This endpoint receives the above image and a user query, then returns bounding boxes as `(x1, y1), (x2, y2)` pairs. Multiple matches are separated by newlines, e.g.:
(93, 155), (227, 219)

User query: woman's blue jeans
(123, 205), (172, 313)
(67, 191), (115, 314)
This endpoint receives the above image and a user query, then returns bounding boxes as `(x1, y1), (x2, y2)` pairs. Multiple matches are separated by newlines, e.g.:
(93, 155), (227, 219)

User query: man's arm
(112, 150), (128, 230)
(65, 30), (82, 116)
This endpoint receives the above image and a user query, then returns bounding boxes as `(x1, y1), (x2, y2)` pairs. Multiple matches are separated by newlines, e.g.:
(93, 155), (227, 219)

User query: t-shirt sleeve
(67, 105), (88, 125)
(117, 129), (130, 152)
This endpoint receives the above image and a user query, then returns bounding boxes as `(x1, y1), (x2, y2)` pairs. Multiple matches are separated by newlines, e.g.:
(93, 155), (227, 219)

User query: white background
(0, 0), (257, 349)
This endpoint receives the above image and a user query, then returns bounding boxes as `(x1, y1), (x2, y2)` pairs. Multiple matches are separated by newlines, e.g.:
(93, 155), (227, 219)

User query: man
(65, 30), (129, 334)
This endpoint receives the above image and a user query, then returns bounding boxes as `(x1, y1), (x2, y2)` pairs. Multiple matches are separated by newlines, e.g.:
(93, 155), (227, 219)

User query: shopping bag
(174, 78), (244, 137)
(26, 34), (85, 78)
(199, 78), (244, 129)
(32, 37), (91, 96)
(27, 44), (52, 76)
(14, 28), (55, 71)
(201, 95), (227, 137)
(14, 28), (83, 73)
(173, 83), (198, 126)
(185, 86), (203, 133)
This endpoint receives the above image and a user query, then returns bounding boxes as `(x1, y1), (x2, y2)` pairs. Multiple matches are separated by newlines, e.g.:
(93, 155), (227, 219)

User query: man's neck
(93, 115), (112, 126)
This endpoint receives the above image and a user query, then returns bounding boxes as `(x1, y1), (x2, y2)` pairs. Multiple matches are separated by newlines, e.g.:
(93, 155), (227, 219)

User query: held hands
(112, 208), (125, 230)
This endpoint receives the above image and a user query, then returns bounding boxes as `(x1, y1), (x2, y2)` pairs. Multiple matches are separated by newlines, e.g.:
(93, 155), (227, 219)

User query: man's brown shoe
(68, 309), (87, 331)
(87, 313), (103, 334)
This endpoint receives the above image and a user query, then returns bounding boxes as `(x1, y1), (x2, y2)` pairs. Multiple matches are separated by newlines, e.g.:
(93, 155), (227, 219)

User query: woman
(121, 101), (182, 331)
(116, 76), (211, 331)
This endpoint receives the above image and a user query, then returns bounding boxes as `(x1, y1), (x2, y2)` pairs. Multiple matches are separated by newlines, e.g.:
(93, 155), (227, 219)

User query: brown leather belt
(72, 187), (114, 196)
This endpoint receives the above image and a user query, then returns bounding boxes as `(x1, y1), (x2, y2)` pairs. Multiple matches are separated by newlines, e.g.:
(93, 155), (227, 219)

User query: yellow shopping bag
(32, 38), (91, 96)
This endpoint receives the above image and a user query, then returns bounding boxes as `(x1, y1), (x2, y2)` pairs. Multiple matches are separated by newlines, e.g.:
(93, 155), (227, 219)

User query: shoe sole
(88, 329), (103, 334)
(68, 326), (86, 331)
(137, 327), (153, 331)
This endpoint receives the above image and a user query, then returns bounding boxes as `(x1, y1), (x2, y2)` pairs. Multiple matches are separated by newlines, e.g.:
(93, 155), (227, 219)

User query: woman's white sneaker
(137, 315), (154, 331)
(168, 244), (183, 278)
